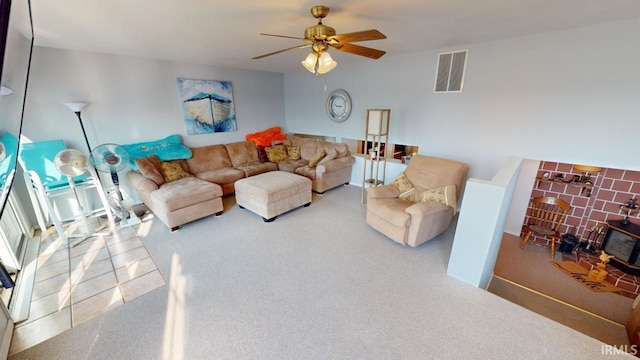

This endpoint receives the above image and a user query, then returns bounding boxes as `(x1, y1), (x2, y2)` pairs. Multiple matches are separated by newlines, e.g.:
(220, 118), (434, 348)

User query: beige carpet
(8, 186), (623, 359)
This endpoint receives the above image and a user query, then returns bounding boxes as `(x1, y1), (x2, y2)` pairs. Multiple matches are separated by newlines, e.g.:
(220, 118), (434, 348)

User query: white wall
(23, 47), (286, 149)
(17, 47), (286, 224)
(284, 18), (640, 181)
(284, 17), (640, 288)
(448, 157), (522, 288)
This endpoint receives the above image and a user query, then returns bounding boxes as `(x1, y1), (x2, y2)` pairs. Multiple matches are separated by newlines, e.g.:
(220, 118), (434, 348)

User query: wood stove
(601, 220), (640, 275)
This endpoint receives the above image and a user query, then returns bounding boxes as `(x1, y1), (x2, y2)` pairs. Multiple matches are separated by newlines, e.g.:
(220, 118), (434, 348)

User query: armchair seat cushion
(368, 197), (412, 227)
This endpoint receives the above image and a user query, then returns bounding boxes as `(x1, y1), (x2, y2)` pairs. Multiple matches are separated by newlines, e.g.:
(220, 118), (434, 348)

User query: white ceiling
(19, 0), (640, 73)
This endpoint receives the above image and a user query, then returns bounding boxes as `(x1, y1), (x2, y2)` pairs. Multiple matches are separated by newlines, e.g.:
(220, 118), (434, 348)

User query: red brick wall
(523, 161), (640, 249)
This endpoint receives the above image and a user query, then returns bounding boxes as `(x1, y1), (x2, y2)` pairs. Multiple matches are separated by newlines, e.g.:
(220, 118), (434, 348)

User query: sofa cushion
(235, 162), (278, 177)
(320, 141), (349, 158)
(151, 177), (222, 213)
(300, 141), (320, 160)
(271, 139), (292, 147)
(160, 160), (193, 183)
(225, 141), (260, 167)
(135, 155), (166, 185)
(294, 165), (317, 180)
(193, 167), (245, 185)
(286, 146), (301, 160)
(307, 149), (327, 168)
(264, 144), (288, 162)
(186, 144), (232, 174)
(277, 159), (309, 173)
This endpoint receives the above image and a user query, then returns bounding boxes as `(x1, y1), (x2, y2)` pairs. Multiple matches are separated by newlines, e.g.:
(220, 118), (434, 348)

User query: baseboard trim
(9, 235), (40, 322)
(492, 274), (626, 327)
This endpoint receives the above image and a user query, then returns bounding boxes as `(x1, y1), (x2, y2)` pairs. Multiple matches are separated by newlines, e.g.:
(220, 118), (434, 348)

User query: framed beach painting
(177, 78), (237, 135)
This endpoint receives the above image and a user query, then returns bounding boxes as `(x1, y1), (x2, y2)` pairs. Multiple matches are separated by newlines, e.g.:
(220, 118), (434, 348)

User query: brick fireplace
(523, 162), (640, 298)
(524, 161), (640, 250)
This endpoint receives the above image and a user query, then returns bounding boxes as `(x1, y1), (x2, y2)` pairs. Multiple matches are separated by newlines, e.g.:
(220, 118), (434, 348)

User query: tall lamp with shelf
(361, 109), (390, 203)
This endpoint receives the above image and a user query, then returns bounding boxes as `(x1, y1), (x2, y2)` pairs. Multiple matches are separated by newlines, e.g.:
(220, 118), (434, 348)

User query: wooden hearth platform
(577, 250), (640, 299)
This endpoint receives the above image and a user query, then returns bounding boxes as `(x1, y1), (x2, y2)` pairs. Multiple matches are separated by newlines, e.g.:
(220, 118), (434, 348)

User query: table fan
(54, 148), (110, 246)
(90, 143), (141, 228)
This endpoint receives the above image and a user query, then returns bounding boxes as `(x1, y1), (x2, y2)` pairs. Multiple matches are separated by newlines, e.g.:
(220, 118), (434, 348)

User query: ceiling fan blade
(333, 43), (386, 59)
(329, 29), (386, 43)
(260, 33), (306, 41)
(252, 44), (311, 60)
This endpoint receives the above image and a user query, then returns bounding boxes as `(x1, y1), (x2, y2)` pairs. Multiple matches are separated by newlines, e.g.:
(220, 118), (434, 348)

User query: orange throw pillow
(245, 126), (287, 147)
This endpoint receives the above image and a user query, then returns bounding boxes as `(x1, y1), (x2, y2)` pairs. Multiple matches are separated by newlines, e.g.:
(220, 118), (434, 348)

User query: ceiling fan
(252, 5), (386, 76)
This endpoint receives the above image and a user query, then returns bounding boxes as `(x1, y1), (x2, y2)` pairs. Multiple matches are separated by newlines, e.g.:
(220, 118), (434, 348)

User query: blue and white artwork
(177, 78), (237, 135)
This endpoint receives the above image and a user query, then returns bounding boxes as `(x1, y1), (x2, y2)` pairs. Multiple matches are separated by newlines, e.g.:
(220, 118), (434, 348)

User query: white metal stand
(23, 165), (114, 247)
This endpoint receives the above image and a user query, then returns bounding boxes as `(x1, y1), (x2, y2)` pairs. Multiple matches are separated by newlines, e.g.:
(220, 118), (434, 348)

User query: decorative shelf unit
(361, 109), (390, 203)
(535, 177), (594, 197)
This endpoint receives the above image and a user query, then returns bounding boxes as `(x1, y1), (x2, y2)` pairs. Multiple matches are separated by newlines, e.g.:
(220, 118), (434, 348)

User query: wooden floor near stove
(489, 233), (632, 346)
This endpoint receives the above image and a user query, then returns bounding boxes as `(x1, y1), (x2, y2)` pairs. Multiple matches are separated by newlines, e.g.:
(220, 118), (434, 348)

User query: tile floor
(9, 222), (166, 355)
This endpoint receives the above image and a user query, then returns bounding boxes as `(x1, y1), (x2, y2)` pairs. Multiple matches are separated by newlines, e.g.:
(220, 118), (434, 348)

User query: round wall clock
(326, 89), (352, 123)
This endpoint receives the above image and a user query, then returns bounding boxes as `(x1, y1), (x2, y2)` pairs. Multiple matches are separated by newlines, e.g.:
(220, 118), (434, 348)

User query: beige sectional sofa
(272, 135), (355, 194)
(126, 136), (355, 230)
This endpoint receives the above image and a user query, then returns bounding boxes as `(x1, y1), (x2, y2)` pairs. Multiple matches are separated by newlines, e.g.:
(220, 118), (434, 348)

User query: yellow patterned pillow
(307, 149), (327, 168)
(399, 188), (419, 202)
(265, 144), (289, 162)
(420, 184), (457, 212)
(286, 146), (301, 160)
(391, 172), (413, 193)
(160, 160), (192, 183)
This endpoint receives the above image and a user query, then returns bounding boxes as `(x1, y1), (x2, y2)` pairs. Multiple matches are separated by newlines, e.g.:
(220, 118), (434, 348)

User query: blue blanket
(122, 134), (192, 171)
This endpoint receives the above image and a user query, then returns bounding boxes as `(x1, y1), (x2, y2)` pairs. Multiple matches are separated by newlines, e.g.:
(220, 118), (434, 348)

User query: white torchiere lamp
(64, 102), (92, 154)
(301, 42), (337, 77)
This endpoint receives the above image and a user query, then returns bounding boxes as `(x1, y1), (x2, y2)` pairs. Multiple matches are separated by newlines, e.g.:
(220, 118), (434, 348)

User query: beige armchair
(366, 155), (469, 247)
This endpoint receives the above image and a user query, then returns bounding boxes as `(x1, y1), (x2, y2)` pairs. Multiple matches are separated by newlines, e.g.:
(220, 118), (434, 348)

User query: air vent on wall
(434, 50), (468, 93)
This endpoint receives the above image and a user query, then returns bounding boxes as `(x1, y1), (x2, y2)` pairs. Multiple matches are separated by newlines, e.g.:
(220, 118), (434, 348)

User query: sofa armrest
(126, 170), (159, 192)
(316, 156), (355, 174)
(367, 184), (400, 199)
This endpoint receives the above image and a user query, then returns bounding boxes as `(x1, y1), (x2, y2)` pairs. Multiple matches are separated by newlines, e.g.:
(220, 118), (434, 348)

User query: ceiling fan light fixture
(317, 51), (337, 74)
(301, 52), (318, 73)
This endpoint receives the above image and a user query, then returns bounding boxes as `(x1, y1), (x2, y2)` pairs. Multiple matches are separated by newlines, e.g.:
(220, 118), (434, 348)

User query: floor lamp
(63, 102), (91, 154)
(62, 102), (113, 239)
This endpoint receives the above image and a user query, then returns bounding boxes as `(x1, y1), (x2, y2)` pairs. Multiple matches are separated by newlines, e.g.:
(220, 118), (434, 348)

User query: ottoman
(235, 171), (312, 222)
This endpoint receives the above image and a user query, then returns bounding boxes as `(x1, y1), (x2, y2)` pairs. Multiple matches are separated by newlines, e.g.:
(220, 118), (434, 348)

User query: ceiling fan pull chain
(324, 77), (327, 92)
